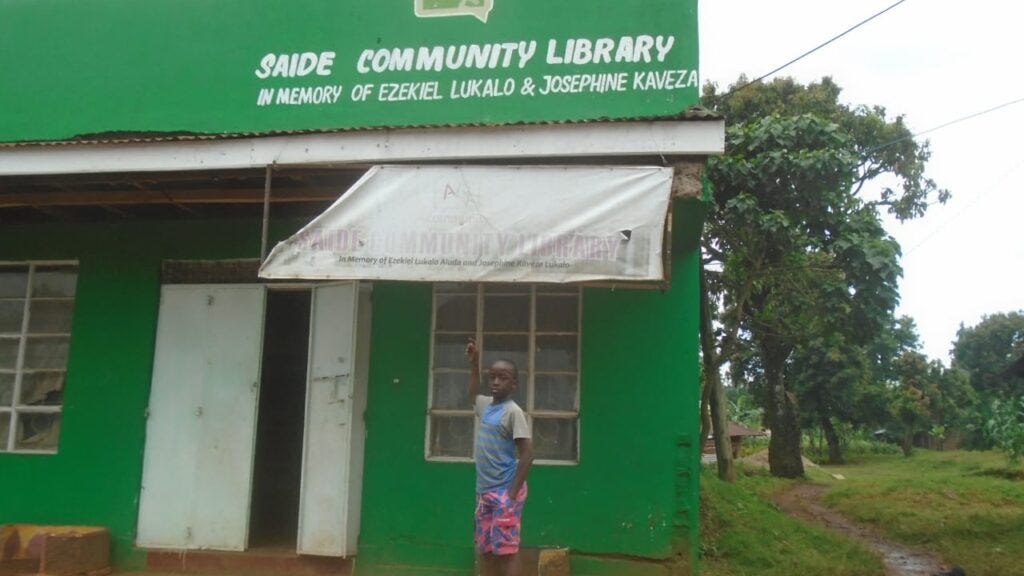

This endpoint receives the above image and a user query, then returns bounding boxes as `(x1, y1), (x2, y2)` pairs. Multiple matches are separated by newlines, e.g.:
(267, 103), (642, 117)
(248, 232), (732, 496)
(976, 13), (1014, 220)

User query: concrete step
(146, 550), (352, 576)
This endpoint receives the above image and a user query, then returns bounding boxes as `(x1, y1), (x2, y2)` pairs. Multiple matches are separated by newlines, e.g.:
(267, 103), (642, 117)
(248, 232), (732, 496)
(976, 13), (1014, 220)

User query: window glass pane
(28, 300), (75, 334)
(432, 371), (471, 409)
(535, 335), (578, 371)
(31, 267), (78, 298)
(511, 379), (527, 408)
(534, 373), (578, 411)
(536, 295), (579, 332)
(0, 338), (18, 370)
(430, 282), (583, 462)
(435, 294), (476, 331)
(0, 373), (13, 406)
(23, 336), (69, 370)
(15, 412), (61, 451)
(484, 284), (530, 294)
(429, 415), (474, 458)
(0, 300), (25, 333)
(433, 333), (473, 369)
(483, 295), (529, 332)
(20, 372), (65, 407)
(0, 268), (28, 298)
(481, 334), (528, 373)
(533, 418), (577, 461)
(0, 412), (9, 450)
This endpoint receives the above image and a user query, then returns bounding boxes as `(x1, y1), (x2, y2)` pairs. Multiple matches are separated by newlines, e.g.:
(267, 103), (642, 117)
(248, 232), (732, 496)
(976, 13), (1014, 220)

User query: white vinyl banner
(259, 165), (673, 283)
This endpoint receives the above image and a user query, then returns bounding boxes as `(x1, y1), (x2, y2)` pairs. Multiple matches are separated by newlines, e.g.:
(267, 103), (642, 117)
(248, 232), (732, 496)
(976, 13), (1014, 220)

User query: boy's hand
(467, 338), (481, 400)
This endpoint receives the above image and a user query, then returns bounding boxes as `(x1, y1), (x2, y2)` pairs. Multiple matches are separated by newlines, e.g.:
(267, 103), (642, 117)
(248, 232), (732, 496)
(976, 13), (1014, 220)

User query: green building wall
(0, 201), (702, 575)
(0, 219), (281, 568)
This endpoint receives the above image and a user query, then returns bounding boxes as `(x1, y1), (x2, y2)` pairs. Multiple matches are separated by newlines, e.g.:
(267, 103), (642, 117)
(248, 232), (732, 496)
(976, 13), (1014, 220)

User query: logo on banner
(414, 0), (494, 23)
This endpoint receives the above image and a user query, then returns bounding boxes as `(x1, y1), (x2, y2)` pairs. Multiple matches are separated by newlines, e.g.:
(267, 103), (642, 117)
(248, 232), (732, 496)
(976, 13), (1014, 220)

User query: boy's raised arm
(466, 338), (480, 402)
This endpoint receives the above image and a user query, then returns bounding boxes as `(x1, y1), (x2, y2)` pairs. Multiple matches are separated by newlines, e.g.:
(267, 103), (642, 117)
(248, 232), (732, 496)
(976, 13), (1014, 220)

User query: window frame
(0, 260), (78, 455)
(425, 283), (582, 465)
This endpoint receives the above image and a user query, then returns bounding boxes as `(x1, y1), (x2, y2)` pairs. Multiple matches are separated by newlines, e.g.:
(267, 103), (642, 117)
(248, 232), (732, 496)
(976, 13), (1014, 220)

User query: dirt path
(773, 483), (952, 576)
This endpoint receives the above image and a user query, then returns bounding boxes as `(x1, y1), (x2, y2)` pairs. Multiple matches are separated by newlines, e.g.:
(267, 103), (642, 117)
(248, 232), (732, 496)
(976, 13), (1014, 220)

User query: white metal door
(137, 285), (266, 551)
(297, 282), (368, 556)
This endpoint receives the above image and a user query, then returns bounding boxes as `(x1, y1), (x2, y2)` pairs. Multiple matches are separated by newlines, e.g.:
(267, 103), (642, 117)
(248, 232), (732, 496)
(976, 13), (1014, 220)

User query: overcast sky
(699, 0), (1024, 363)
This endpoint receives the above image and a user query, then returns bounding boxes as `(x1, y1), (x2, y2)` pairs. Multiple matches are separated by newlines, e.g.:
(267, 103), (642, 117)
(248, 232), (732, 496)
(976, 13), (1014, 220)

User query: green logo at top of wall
(415, 0), (493, 22)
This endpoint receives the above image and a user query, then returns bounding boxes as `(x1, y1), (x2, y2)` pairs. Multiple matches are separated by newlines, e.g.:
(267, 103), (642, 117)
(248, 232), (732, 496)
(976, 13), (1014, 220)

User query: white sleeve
(510, 406), (531, 439)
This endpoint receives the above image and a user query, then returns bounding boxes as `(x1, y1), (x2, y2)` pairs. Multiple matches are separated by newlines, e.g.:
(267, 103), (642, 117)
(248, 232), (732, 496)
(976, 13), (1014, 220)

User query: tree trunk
(707, 367), (735, 482)
(700, 268), (735, 482)
(699, 377), (712, 449)
(821, 415), (844, 465)
(901, 430), (914, 457)
(763, 351), (804, 478)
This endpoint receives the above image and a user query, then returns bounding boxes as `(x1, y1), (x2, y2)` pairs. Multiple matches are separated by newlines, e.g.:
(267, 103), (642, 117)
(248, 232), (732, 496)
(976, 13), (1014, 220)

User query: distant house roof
(708, 422), (767, 441)
(728, 422), (767, 438)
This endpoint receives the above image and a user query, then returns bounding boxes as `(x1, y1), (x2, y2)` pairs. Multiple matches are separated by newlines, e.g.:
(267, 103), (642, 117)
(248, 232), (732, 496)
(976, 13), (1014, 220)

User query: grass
(699, 466), (883, 576)
(819, 450), (1024, 576)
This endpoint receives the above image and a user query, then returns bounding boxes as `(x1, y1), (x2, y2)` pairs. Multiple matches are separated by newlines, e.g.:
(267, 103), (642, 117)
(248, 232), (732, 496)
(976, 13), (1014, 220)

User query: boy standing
(466, 339), (533, 576)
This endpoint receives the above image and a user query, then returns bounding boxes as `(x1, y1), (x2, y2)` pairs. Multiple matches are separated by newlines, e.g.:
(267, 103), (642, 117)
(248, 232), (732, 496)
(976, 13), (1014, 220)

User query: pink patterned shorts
(474, 483), (528, 555)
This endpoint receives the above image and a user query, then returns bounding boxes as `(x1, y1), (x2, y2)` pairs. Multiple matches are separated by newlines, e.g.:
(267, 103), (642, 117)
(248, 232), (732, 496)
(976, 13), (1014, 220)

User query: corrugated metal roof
(0, 106), (721, 148)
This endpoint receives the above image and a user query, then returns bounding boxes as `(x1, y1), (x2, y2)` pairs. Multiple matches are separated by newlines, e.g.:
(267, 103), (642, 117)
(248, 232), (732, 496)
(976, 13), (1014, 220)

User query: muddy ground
(773, 483), (955, 576)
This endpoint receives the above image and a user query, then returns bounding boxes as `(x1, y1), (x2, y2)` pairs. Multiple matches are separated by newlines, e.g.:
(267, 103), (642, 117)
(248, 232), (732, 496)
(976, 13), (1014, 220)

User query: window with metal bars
(427, 283), (580, 463)
(0, 262), (78, 454)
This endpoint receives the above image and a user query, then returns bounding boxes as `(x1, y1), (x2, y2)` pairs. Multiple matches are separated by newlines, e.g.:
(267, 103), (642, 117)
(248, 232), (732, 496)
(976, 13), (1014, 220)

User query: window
(0, 262), (78, 454)
(427, 283), (580, 463)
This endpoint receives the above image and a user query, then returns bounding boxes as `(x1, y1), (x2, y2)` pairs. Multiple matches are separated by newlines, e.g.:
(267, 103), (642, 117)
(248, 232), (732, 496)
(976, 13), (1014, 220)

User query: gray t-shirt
(474, 395), (530, 494)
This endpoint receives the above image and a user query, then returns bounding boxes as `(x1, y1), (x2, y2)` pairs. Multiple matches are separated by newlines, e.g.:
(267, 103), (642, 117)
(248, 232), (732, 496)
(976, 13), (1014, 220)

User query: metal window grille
(0, 262), (78, 454)
(426, 283), (580, 464)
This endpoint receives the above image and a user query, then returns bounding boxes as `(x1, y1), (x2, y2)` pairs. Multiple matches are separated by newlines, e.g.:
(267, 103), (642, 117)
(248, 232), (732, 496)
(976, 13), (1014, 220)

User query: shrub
(985, 396), (1024, 467)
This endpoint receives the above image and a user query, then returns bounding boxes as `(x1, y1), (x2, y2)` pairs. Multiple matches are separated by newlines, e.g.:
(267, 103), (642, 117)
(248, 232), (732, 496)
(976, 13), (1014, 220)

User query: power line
(864, 96), (1024, 155)
(904, 158), (1024, 255)
(722, 0), (909, 99)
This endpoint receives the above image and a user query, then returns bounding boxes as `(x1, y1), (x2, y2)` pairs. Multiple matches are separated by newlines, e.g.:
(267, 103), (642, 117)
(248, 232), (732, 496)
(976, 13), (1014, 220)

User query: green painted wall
(0, 199), (703, 575)
(356, 198), (704, 575)
(0, 218), (300, 568)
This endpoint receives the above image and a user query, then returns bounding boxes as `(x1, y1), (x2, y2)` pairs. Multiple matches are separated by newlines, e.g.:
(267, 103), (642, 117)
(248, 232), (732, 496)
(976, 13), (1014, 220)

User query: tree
(952, 311), (1024, 400)
(787, 211), (905, 464)
(703, 77), (949, 222)
(867, 315), (922, 384)
(700, 267), (736, 482)
(701, 77), (948, 477)
(790, 330), (873, 465)
(889, 351), (977, 456)
(706, 113), (863, 477)
(891, 351), (933, 457)
(928, 364), (978, 445)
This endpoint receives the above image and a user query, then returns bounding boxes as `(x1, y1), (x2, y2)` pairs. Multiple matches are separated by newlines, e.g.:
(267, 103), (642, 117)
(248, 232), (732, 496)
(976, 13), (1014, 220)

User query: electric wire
(721, 0), (909, 99)
(863, 96), (1024, 156)
(903, 158), (1024, 255)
